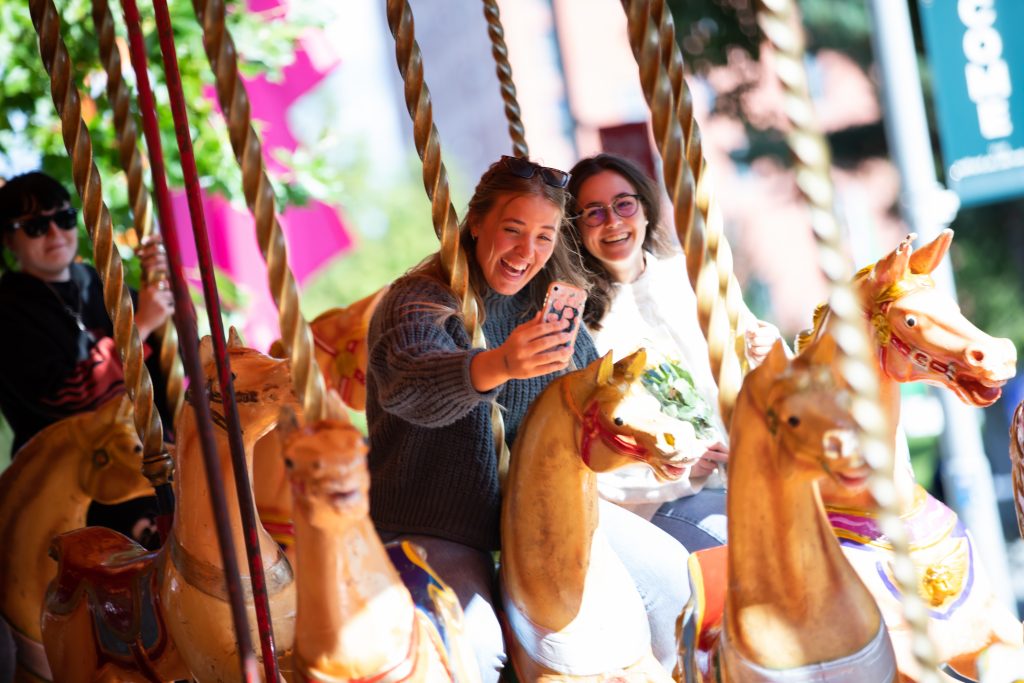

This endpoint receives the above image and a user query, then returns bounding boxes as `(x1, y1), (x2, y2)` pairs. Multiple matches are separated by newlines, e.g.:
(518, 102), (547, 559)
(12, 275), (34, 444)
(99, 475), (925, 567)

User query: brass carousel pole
(90, 0), (185, 427)
(482, 0), (529, 158)
(756, 0), (941, 678)
(26, 0), (174, 519)
(386, 0), (512, 482)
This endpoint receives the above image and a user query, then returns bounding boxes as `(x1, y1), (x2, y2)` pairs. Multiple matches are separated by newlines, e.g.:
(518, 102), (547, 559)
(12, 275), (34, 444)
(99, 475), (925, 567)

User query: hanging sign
(917, 0), (1024, 206)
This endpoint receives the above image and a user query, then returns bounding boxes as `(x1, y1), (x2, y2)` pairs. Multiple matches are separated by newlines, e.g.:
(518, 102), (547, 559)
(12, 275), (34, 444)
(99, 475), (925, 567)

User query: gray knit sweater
(366, 274), (598, 551)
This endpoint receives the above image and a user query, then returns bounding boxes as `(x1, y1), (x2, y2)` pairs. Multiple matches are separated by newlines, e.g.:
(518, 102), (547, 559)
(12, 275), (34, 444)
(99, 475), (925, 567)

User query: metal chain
(90, 0), (184, 427)
(189, 0), (327, 423)
(756, 0), (940, 677)
(27, 0), (171, 488)
(482, 0), (529, 158)
(621, 0), (745, 428)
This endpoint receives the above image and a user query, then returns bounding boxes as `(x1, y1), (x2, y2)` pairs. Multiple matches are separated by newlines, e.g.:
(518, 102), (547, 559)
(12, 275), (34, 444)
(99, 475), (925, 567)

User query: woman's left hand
(745, 319), (783, 367)
(136, 234), (169, 281)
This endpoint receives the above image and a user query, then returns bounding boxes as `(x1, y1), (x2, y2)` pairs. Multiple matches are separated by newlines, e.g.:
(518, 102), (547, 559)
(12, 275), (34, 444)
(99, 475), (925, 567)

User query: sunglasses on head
(8, 207), (78, 238)
(500, 155), (570, 189)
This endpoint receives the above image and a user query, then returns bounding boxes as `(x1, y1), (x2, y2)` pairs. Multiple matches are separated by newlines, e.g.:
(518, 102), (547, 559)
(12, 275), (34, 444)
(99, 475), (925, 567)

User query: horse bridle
(561, 380), (648, 467)
(870, 300), (958, 383)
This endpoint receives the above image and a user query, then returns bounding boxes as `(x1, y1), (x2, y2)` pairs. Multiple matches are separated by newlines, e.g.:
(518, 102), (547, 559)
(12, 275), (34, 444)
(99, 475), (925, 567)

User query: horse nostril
(969, 348), (985, 364)
(664, 433), (675, 447)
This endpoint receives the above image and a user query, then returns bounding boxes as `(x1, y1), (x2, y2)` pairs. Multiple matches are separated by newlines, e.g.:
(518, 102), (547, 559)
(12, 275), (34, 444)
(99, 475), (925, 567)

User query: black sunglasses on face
(8, 207), (78, 238)
(500, 155), (570, 189)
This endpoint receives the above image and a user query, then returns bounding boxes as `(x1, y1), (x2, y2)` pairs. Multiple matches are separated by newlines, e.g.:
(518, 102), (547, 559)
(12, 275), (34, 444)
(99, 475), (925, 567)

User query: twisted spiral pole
(621, 0), (744, 427)
(756, 0), (940, 677)
(90, 0), (184, 428)
(27, 0), (171, 489)
(189, 0), (327, 423)
(482, 0), (529, 158)
(386, 0), (510, 478)
(651, 0), (746, 344)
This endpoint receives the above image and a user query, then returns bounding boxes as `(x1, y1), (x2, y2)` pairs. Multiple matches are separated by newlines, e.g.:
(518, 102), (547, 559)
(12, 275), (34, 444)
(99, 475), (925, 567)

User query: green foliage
(641, 359), (717, 439)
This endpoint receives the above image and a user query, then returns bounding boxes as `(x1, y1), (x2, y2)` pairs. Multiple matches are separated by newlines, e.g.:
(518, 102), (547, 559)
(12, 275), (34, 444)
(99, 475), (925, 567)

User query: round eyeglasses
(8, 207), (78, 238)
(577, 194), (641, 228)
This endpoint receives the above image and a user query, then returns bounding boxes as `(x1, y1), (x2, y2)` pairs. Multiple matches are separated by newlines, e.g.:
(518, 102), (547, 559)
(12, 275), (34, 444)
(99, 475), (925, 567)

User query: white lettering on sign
(958, 0), (1013, 139)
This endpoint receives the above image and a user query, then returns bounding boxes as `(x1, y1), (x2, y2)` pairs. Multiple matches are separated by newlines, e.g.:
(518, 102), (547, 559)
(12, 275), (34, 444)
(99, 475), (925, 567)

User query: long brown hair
(565, 153), (671, 330)
(408, 157), (587, 321)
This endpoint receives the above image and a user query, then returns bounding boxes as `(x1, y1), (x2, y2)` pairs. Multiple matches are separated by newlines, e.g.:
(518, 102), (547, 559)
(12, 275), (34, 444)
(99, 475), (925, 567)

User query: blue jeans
(651, 488), (727, 552)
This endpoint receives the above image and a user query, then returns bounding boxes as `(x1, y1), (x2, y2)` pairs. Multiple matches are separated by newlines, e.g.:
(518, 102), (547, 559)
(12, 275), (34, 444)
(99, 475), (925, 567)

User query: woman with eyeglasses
(366, 155), (690, 681)
(566, 153), (783, 553)
(0, 171), (174, 543)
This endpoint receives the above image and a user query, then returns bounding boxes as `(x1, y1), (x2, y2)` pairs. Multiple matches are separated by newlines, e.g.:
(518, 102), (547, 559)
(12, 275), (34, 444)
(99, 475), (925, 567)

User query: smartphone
(541, 281), (587, 349)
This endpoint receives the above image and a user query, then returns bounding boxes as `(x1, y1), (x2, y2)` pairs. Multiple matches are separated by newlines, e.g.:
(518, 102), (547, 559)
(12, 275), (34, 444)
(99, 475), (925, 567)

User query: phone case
(542, 282), (587, 348)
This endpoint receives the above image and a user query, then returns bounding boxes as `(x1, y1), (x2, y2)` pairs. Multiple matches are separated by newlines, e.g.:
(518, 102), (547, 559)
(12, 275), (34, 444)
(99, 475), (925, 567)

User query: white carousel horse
(501, 349), (696, 682)
(279, 393), (480, 682)
(679, 336), (897, 682)
(796, 231), (1022, 679)
(40, 336), (299, 682)
(0, 396), (152, 682)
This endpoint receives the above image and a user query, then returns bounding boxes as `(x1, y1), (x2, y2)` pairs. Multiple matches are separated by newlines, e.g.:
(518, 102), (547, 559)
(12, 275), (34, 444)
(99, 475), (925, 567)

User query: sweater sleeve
(368, 277), (499, 428)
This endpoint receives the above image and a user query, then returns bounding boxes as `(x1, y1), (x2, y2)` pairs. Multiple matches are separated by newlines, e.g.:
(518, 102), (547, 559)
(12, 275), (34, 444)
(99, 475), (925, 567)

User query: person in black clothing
(0, 171), (174, 546)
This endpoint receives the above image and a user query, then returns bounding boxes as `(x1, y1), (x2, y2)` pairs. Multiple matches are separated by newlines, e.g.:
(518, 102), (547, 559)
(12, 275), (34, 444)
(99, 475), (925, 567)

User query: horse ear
(619, 348), (647, 380)
(324, 389), (351, 424)
(908, 228), (953, 275)
(808, 332), (838, 366)
(115, 395), (134, 422)
(763, 338), (789, 375)
(596, 351), (615, 385)
(199, 335), (214, 369)
(873, 233), (916, 289)
(227, 327), (244, 349)
(278, 406), (301, 444)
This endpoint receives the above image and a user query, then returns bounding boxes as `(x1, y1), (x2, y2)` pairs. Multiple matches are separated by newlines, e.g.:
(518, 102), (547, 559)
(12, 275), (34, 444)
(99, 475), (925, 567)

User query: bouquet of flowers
(640, 359), (717, 440)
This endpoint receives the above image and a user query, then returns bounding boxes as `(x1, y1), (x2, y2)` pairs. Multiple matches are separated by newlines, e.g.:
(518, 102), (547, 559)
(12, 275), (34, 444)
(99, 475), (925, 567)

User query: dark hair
(0, 172), (71, 231)
(0, 172), (73, 271)
(565, 153), (670, 330)
(411, 157), (587, 320)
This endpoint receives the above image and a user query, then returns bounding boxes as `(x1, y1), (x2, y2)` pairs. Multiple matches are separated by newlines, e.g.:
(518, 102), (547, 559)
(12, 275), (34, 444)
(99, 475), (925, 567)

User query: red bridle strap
(873, 302), (955, 381)
(562, 381), (648, 467)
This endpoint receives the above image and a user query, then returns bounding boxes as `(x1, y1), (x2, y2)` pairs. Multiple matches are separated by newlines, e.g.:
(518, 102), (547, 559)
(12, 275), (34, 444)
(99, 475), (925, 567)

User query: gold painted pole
(90, 0), (184, 428)
(189, 0), (327, 423)
(482, 0), (529, 158)
(27, 0), (172, 490)
(756, 0), (940, 677)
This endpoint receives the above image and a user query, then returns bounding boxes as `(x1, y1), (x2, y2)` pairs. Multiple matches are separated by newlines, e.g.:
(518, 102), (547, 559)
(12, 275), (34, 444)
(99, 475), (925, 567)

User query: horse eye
(613, 416), (624, 426)
(92, 449), (110, 467)
(284, 458), (294, 470)
(787, 416), (801, 428)
(905, 316), (917, 328)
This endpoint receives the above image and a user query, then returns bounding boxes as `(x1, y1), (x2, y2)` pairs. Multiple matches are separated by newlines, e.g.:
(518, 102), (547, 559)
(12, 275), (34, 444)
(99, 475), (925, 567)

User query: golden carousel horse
(40, 336), (300, 682)
(501, 350), (695, 683)
(796, 231), (1022, 679)
(0, 396), (152, 682)
(278, 393), (480, 683)
(255, 287), (386, 557)
(680, 336), (897, 682)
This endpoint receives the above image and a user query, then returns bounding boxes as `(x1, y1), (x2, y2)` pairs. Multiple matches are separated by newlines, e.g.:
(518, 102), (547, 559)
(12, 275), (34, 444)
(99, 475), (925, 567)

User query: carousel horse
(40, 335), (300, 682)
(278, 393), (480, 683)
(679, 336), (898, 683)
(254, 287), (386, 557)
(795, 230), (1022, 679)
(501, 349), (696, 682)
(0, 396), (152, 682)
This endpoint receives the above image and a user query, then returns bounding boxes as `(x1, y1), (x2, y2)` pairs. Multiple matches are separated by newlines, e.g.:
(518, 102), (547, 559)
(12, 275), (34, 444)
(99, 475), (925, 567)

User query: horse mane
(793, 264), (935, 354)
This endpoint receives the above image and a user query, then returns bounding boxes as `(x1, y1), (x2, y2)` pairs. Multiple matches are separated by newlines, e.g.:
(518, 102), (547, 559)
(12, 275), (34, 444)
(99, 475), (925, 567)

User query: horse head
(859, 230), (1016, 407)
(566, 349), (696, 481)
(196, 329), (299, 441)
(73, 395), (153, 504)
(279, 396), (367, 531)
(744, 337), (867, 486)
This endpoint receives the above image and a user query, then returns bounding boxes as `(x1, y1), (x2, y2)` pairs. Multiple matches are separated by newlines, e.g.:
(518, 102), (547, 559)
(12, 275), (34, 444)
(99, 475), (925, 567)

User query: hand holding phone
(541, 281), (587, 350)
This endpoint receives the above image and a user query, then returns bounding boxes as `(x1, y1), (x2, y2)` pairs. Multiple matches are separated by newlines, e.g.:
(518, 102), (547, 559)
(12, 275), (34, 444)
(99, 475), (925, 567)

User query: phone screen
(543, 283), (587, 349)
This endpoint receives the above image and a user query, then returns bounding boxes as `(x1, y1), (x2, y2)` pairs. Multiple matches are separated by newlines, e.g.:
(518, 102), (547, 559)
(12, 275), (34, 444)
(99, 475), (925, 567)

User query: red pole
(122, 0), (278, 679)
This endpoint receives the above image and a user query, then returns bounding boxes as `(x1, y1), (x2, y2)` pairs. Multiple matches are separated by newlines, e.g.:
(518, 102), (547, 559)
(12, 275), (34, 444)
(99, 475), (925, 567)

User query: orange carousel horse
(278, 394), (480, 682)
(796, 231), (1022, 679)
(40, 336), (299, 682)
(501, 350), (695, 682)
(679, 336), (898, 682)
(254, 287), (386, 556)
(0, 396), (152, 682)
